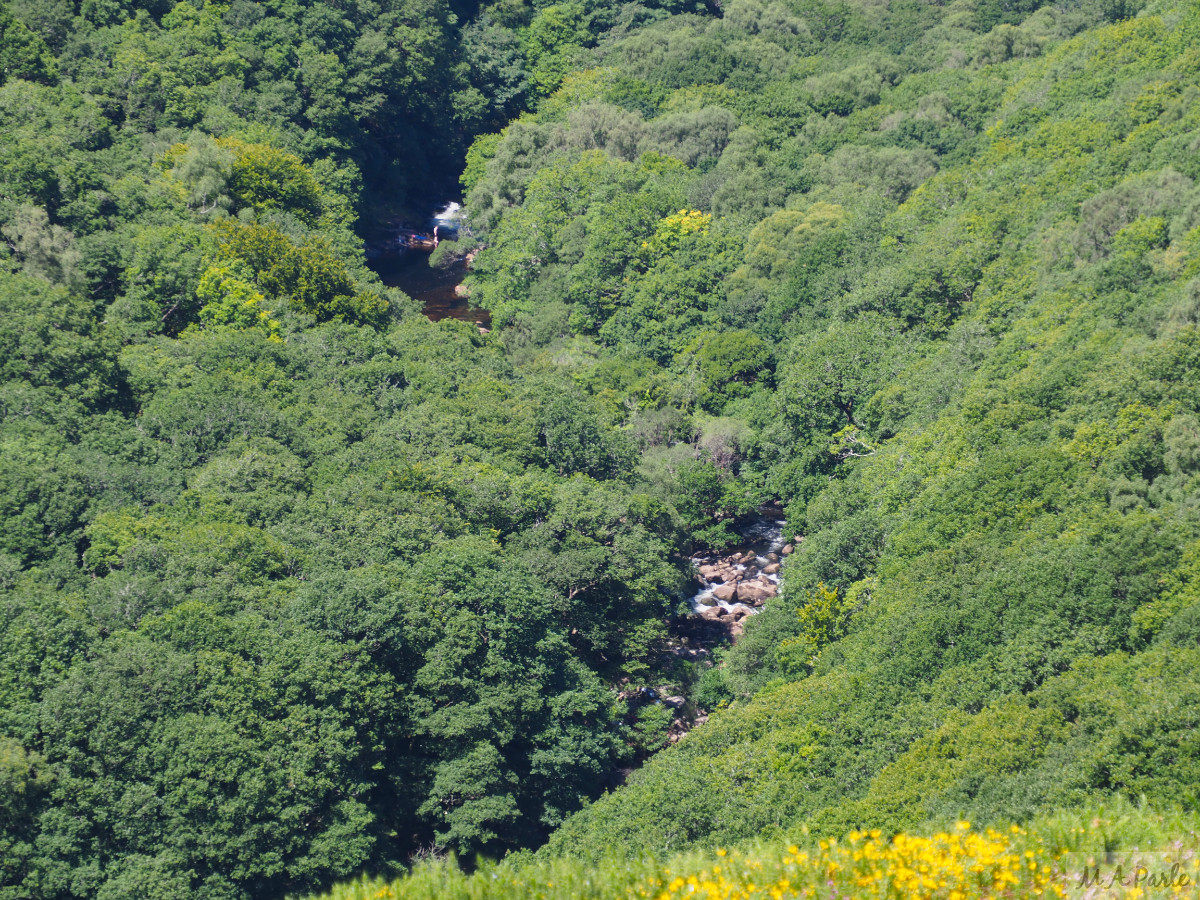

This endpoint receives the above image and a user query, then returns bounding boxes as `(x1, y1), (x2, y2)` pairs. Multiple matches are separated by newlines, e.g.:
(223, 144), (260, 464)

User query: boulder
(740, 551), (757, 564)
(762, 562), (780, 575)
(738, 582), (777, 604)
(661, 695), (687, 709)
(728, 603), (754, 621)
(766, 552), (779, 562)
(698, 605), (724, 621)
(781, 543), (794, 556)
(794, 534), (804, 544)
(712, 582), (738, 602)
(698, 564), (722, 581)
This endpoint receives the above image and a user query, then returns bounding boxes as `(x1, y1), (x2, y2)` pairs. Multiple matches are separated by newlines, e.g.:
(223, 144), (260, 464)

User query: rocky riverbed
(640, 511), (801, 745)
(686, 513), (798, 638)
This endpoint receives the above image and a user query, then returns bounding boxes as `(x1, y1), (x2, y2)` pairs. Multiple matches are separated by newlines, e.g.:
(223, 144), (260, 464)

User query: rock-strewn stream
(686, 513), (791, 639)
(644, 508), (797, 744)
(368, 208), (795, 750)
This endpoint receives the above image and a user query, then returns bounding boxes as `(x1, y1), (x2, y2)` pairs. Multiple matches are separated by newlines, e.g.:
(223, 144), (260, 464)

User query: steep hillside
(0, 1), (711, 896)
(453, 0), (1200, 865)
(3, 0), (1200, 896)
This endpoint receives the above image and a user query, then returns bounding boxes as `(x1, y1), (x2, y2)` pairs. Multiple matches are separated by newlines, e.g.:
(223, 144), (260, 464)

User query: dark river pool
(366, 201), (491, 328)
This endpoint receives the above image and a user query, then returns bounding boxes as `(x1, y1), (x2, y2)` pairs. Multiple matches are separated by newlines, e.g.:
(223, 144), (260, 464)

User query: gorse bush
(307, 805), (1200, 900)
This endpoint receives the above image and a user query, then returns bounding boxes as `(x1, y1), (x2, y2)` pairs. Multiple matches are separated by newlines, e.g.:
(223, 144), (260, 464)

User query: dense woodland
(1, 0), (1199, 897)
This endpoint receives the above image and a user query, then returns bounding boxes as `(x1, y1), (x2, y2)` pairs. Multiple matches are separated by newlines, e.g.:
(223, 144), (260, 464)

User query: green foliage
(525, 4), (590, 96)
(223, 139), (325, 224)
(675, 329), (773, 410)
(775, 580), (865, 675)
(169, 135), (234, 220)
(673, 456), (759, 548)
(195, 261), (282, 339)
(777, 315), (905, 431)
(0, 434), (88, 568)
(212, 222), (390, 328)
(0, 4), (56, 85)
(453, 0), (1200, 866)
(5, 0), (1200, 891)
(0, 272), (115, 406)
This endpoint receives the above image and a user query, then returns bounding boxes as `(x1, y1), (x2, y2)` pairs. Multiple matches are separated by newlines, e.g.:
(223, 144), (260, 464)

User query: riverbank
(633, 511), (791, 748)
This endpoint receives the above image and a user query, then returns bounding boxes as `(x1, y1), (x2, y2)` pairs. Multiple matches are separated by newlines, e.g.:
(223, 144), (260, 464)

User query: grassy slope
(307, 803), (1200, 899)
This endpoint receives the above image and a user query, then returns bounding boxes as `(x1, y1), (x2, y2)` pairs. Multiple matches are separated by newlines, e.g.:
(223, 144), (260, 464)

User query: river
(365, 201), (491, 328)
(687, 508), (786, 615)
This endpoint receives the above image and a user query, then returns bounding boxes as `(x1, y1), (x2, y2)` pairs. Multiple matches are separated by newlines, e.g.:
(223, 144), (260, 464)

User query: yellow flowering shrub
(311, 818), (1200, 900)
(640, 209), (713, 261)
(640, 824), (1061, 900)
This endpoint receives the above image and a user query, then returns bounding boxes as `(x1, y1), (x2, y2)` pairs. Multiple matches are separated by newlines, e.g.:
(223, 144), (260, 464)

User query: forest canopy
(2, 0), (1200, 897)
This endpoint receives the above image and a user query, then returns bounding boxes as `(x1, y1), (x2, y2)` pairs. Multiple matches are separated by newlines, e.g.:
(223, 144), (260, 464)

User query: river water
(366, 201), (491, 327)
(687, 509), (786, 615)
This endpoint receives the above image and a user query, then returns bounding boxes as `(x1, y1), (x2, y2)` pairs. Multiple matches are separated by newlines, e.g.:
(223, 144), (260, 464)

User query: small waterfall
(433, 201), (461, 223)
(365, 199), (488, 326)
